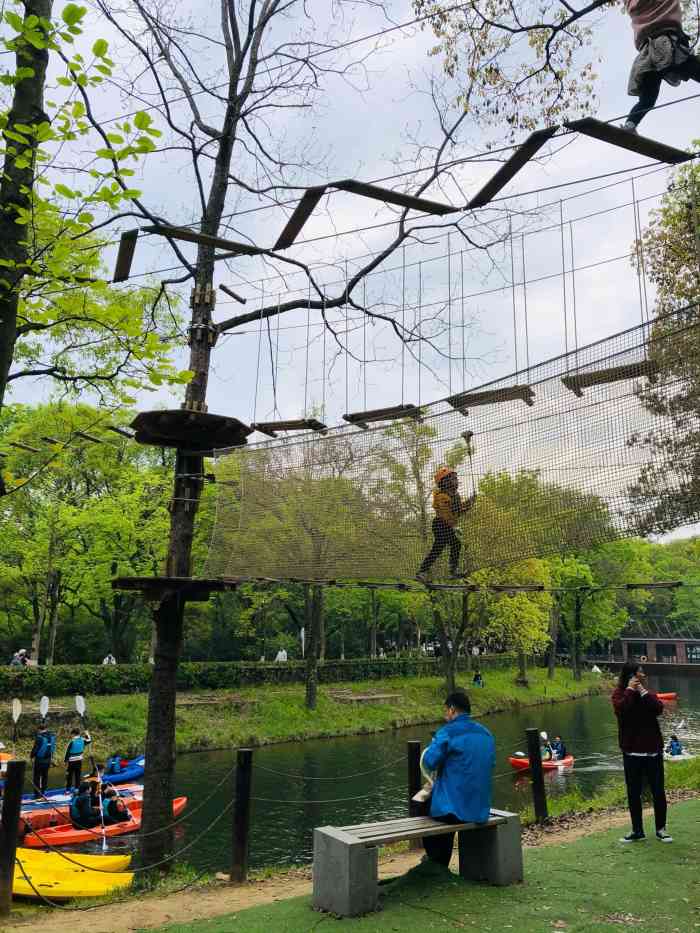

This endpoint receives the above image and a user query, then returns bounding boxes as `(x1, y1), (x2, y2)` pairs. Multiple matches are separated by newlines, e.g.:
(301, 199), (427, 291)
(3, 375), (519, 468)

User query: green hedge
(0, 654), (515, 698)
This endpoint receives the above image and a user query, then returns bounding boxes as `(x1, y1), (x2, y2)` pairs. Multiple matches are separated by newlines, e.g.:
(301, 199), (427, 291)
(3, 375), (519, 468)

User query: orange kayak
(509, 755), (574, 771)
(657, 692), (678, 701)
(22, 797), (187, 848)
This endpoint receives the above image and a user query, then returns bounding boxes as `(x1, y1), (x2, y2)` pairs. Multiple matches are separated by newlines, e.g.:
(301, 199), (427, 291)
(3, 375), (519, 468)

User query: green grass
(148, 796), (700, 933)
(8, 668), (606, 764)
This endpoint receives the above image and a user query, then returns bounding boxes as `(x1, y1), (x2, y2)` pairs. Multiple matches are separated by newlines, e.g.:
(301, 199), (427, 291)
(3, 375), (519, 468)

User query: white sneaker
(656, 829), (673, 843)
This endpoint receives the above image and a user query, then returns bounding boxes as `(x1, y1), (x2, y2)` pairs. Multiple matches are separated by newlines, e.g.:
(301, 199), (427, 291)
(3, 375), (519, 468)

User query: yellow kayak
(16, 848), (131, 872)
(12, 861), (133, 900)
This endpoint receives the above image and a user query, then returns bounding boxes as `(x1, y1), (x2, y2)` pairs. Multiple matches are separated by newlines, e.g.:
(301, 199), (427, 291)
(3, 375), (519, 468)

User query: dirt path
(7, 796), (696, 933)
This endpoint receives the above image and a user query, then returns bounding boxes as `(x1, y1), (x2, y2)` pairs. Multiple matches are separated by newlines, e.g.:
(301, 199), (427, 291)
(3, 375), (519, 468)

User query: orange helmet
(434, 467), (456, 485)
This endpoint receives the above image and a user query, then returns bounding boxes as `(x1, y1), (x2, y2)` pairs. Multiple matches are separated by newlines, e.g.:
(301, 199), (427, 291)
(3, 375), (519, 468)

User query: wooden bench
(312, 808), (523, 917)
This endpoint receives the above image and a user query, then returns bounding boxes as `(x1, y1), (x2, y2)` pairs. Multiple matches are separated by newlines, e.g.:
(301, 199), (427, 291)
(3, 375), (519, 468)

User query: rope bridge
(202, 306), (700, 583)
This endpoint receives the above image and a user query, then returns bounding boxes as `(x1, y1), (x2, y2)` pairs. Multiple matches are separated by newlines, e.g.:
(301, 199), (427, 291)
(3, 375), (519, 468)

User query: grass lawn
(7, 668), (605, 762)
(148, 797), (700, 933)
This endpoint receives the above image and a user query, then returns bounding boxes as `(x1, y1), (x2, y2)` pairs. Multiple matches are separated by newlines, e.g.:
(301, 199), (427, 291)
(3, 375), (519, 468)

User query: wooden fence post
(525, 728), (548, 824)
(230, 748), (253, 883)
(0, 760), (26, 916)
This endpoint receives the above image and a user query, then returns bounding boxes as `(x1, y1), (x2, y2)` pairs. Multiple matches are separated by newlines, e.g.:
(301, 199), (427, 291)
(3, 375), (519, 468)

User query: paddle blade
(39, 696), (49, 719)
(75, 694), (86, 717)
(11, 698), (22, 724)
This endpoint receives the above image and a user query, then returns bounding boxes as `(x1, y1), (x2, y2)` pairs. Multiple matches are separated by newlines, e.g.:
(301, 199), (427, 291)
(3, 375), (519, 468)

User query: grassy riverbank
(147, 796), (700, 933)
(5, 667), (606, 763)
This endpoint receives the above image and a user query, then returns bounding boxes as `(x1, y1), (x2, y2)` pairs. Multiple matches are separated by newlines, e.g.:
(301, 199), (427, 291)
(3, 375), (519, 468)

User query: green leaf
(56, 76), (73, 86)
(95, 148), (115, 160)
(133, 111), (152, 130)
(77, 212), (94, 224)
(4, 11), (24, 32)
(91, 38), (108, 57)
(54, 183), (76, 198)
(61, 4), (86, 27)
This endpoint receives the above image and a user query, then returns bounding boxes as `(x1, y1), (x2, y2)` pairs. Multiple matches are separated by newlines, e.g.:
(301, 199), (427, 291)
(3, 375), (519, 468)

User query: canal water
(79, 671), (700, 872)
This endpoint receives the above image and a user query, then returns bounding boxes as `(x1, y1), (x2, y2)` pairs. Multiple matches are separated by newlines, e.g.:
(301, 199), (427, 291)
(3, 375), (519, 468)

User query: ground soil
(10, 794), (698, 933)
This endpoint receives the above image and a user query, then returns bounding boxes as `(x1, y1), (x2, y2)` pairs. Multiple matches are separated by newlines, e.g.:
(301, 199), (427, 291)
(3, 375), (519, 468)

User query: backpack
(35, 732), (56, 763)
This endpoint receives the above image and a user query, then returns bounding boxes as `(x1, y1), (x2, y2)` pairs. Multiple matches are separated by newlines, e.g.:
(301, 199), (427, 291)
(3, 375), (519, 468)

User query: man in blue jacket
(421, 690), (495, 866)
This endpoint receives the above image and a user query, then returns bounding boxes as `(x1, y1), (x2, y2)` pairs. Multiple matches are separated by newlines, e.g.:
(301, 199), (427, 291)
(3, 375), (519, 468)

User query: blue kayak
(10, 755), (146, 799)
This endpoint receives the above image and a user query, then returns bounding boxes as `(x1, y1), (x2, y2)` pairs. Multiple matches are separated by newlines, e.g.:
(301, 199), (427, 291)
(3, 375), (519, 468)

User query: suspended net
(203, 305), (700, 583)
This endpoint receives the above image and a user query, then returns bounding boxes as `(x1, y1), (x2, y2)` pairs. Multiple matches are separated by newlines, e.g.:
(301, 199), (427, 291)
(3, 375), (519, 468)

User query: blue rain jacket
(423, 713), (495, 823)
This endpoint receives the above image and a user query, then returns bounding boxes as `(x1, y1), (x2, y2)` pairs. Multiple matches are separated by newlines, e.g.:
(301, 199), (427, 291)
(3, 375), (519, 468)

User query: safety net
(203, 305), (700, 582)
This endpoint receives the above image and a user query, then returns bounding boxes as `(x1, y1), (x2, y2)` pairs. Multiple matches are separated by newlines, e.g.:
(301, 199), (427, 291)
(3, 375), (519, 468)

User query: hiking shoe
(656, 829), (673, 843)
(621, 120), (638, 135)
(619, 831), (645, 843)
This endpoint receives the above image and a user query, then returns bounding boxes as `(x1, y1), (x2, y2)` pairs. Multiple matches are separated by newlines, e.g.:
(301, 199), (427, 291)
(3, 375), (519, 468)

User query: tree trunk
(516, 649), (529, 686)
(305, 585), (322, 710)
(547, 606), (560, 680)
(0, 0), (52, 426)
(29, 591), (43, 665)
(340, 628), (345, 661)
(572, 593), (583, 682)
(44, 570), (62, 666)
(369, 590), (378, 659)
(318, 601), (326, 661)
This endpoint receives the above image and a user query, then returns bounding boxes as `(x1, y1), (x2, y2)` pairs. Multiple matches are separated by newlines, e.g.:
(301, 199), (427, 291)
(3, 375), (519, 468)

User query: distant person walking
(419, 690), (495, 866)
(612, 662), (672, 843)
(102, 653), (116, 665)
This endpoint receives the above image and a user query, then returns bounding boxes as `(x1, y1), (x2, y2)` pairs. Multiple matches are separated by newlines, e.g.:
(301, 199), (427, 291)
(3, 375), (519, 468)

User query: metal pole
(525, 728), (548, 824)
(407, 740), (422, 850)
(230, 748), (253, 883)
(0, 759), (26, 916)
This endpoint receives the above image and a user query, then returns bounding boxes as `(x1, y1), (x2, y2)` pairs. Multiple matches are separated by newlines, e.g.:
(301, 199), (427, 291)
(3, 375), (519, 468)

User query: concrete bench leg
(457, 813), (523, 886)
(313, 827), (378, 917)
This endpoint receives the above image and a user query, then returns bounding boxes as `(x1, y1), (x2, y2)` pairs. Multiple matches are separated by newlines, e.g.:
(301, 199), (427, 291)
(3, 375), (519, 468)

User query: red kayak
(657, 692), (678, 701)
(20, 785), (143, 832)
(509, 755), (575, 771)
(22, 797), (187, 848)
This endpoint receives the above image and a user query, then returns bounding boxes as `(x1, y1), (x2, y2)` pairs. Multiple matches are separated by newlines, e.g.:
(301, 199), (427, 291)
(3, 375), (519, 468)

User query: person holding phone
(612, 662), (672, 843)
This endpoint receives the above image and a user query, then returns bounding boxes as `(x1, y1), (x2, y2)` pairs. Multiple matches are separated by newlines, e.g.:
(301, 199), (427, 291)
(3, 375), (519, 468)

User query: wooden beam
(332, 180), (456, 216)
(565, 118), (691, 165)
(342, 403), (423, 430)
(251, 418), (328, 436)
(561, 359), (658, 397)
(106, 425), (135, 439)
(447, 385), (535, 415)
(75, 430), (102, 444)
(274, 186), (326, 250)
(113, 229), (139, 283)
(8, 441), (39, 453)
(143, 225), (264, 256)
(467, 127), (559, 209)
(219, 284), (247, 304)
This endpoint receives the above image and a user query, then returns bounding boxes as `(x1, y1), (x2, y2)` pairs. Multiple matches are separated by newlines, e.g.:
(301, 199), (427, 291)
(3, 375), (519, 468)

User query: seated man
(421, 690), (495, 866)
(551, 735), (567, 761)
(102, 788), (131, 825)
(104, 754), (123, 776)
(69, 781), (101, 829)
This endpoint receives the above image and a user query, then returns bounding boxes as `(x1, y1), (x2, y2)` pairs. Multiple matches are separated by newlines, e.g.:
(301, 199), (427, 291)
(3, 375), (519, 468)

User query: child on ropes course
(416, 467), (476, 582)
(623, 0), (700, 133)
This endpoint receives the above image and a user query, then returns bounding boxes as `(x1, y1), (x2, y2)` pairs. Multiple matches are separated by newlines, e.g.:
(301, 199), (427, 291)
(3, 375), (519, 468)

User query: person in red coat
(611, 662), (672, 843)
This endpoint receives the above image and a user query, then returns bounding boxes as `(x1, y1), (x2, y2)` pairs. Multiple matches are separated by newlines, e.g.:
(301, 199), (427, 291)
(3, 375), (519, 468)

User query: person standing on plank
(611, 662), (672, 843)
(420, 691), (495, 866)
(64, 727), (91, 791)
(416, 467), (475, 581)
(623, 0), (700, 132)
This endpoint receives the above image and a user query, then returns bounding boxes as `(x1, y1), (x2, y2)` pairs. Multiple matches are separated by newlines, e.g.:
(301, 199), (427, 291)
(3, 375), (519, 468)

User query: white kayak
(664, 751), (695, 762)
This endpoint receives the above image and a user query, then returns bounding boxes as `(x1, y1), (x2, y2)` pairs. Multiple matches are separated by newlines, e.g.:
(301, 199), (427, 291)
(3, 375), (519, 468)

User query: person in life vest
(69, 781), (101, 829)
(102, 787), (131, 825)
(666, 734), (683, 756)
(551, 735), (567, 761)
(623, 1), (700, 132)
(104, 754), (124, 776)
(416, 467), (476, 581)
(30, 726), (56, 798)
(64, 728), (91, 791)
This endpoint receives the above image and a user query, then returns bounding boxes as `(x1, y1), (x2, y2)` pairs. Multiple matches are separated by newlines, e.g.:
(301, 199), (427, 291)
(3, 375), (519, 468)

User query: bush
(0, 654), (515, 698)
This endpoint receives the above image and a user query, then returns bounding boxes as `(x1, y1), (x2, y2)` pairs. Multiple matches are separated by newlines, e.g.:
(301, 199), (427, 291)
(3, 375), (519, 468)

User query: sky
(6, 0), (700, 543)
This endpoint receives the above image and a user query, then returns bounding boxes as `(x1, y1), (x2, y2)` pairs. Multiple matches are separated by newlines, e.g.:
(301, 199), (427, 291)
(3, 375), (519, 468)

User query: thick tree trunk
(369, 590), (378, 659)
(0, 0), (52, 422)
(305, 585), (322, 710)
(547, 607), (560, 680)
(516, 649), (529, 686)
(29, 592), (43, 665)
(318, 603), (326, 661)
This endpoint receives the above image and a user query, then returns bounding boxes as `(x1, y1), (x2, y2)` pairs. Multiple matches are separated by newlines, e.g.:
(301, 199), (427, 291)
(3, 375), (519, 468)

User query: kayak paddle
(76, 695), (106, 850)
(11, 698), (21, 757)
(39, 695), (49, 725)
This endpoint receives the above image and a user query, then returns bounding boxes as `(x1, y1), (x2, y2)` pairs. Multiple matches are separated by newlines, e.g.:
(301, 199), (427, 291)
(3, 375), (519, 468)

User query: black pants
(419, 518), (461, 575)
(65, 760), (82, 790)
(628, 56), (700, 126)
(32, 761), (50, 797)
(423, 813), (460, 867)
(623, 753), (667, 835)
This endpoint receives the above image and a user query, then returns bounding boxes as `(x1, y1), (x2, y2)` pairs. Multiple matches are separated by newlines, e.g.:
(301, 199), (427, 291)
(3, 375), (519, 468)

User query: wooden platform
(565, 117), (691, 165)
(131, 410), (252, 450)
(447, 384), (535, 415)
(112, 576), (240, 602)
(343, 403), (422, 430)
(561, 359), (658, 397)
(468, 127), (559, 209)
